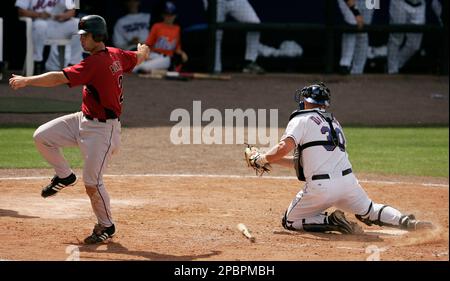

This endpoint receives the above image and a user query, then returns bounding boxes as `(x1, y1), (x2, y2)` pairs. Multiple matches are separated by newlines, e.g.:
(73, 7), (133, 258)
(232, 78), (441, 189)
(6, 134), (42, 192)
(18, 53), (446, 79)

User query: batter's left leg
(79, 118), (121, 235)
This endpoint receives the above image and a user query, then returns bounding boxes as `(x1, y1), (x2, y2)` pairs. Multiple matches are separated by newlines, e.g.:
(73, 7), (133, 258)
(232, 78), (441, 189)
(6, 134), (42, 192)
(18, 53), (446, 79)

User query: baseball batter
(338, 0), (374, 74)
(387, 0), (426, 74)
(9, 15), (150, 244)
(15, 0), (83, 72)
(245, 83), (433, 234)
(113, 0), (151, 50)
(203, 0), (264, 74)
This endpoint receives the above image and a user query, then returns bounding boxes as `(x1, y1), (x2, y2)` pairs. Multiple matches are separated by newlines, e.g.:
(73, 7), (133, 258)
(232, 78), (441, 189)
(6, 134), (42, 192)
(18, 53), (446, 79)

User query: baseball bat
(237, 223), (256, 242)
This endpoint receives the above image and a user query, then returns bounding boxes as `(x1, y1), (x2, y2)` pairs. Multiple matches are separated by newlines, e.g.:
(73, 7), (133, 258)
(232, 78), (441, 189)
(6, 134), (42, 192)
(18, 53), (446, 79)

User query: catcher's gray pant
(284, 173), (405, 230)
(33, 112), (121, 227)
(387, 0), (426, 74)
(32, 18), (83, 70)
(214, 0), (261, 72)
(338, 0), (374, 74)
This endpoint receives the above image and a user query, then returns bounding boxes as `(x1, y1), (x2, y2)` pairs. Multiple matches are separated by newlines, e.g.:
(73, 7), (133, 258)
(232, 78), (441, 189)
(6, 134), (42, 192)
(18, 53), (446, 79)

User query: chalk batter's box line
(0, 174), (447, 188)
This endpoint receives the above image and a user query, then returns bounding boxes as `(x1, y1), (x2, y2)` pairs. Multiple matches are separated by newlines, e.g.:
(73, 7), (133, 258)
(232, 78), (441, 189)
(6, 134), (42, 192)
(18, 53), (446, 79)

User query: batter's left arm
(9, 72), (69, 90)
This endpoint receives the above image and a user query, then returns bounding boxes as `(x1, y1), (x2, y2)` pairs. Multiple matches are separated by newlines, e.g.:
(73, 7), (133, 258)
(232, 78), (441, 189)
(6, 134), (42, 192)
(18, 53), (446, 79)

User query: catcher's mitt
(244, 144), (271, 176)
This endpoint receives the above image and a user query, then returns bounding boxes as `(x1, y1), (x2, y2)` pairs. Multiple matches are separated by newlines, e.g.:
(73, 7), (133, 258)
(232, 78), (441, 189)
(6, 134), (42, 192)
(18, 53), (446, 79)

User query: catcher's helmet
(78, 15), (108, 42)
(295, 82), (331, 107)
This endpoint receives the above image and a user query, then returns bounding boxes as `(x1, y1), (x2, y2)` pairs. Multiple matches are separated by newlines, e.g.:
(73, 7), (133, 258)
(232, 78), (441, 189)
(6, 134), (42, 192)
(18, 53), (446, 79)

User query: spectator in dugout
(113, 0), (151, 51)
(133, 1), (188, 73)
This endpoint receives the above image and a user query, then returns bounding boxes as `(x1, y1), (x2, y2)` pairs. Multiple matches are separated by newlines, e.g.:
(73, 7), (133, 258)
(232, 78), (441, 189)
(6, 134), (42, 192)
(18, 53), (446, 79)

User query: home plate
(364, 229), (408, 236)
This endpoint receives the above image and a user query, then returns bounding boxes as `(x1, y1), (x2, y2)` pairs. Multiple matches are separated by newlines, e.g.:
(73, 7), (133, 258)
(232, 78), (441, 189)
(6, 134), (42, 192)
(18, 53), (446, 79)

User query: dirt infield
(0, 175), (447, 261)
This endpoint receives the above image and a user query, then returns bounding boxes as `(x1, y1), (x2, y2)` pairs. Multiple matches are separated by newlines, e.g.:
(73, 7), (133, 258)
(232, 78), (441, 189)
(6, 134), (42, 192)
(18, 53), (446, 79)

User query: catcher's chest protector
(293, 146), (306, 181)
(289, 109), (345, 182)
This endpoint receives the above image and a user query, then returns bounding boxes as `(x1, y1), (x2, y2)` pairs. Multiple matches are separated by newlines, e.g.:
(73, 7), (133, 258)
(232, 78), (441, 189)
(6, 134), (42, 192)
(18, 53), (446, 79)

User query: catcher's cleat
(327, 210), (359, 234)
(84, 224), (116, 244)
(400, 215), (434, 231)
(41, 173), (77, 198)
(302, 210), (363, 234)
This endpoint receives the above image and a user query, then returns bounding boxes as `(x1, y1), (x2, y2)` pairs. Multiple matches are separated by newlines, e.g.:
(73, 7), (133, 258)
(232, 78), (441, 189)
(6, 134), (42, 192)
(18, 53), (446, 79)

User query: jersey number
(320, 126), (346, 152)
(118, 75), (124, 104)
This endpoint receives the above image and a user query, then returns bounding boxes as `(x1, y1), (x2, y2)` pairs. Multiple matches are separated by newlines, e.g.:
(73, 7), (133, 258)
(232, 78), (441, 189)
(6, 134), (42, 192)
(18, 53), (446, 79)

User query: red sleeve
(145, 24), (158, 48)
(62, 58), (95, 87)
(119, 49), (138, 73)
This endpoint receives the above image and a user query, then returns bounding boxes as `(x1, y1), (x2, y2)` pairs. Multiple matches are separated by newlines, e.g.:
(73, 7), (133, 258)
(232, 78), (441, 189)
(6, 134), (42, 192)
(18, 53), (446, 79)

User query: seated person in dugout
(133, 1), (188, 73)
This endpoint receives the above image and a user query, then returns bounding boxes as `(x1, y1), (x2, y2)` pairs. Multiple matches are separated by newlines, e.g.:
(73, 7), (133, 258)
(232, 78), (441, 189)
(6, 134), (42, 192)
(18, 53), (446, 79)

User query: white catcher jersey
(113, 13), (151, 50)
(281, 109), (352, 179)
(15, 0), (75, 14)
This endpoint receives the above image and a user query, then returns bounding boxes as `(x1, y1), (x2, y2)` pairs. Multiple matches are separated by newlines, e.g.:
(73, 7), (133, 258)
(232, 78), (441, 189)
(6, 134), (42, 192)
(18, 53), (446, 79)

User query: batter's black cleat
(84, 224), (116, 244)
(41, 173), (77, 198)
(400, 214), (434, 231)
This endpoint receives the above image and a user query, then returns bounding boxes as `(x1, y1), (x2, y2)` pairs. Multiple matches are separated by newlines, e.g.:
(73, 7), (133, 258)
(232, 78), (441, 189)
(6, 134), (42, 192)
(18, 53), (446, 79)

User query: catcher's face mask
(295, 82), (331, 108)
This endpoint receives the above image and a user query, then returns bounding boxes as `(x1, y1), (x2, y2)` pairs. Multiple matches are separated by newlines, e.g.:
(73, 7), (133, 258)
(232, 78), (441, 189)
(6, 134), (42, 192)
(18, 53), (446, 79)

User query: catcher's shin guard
(356, 202), (434, 231)
(281, 210), (297, 231)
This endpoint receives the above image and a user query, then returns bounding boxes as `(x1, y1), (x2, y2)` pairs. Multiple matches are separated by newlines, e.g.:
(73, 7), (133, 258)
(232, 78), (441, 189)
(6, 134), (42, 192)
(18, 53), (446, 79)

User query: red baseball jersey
(145, 22), (181, 57)
(63, 47), (137, 120)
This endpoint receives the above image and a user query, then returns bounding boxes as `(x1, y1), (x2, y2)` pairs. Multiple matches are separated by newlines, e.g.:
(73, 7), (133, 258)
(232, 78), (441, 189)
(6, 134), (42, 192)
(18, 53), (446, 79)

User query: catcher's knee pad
(355, 202), (402, 228)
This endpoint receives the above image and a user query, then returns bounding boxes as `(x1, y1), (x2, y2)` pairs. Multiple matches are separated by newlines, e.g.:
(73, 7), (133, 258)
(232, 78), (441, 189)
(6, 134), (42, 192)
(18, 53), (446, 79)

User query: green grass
(0, 128), (83, 169)
(0, 97), (80, 113)
(0, 127), (448, 178)
(345, 127), (449, 178)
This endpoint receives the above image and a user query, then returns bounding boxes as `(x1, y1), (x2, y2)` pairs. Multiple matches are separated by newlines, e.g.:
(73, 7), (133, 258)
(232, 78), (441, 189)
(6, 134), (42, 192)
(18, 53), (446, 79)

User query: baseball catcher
(244, 82), (434, 234)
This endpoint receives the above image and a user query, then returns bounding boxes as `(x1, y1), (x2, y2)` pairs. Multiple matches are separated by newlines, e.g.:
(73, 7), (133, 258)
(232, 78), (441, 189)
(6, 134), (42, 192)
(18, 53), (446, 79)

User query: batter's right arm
(9, 72), (69, 90)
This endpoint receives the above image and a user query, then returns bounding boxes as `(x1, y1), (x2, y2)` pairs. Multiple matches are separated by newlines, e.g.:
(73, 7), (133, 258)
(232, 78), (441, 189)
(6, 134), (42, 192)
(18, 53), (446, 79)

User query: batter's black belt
(84, 114), (120, 123)
(311, 168), (352, 181)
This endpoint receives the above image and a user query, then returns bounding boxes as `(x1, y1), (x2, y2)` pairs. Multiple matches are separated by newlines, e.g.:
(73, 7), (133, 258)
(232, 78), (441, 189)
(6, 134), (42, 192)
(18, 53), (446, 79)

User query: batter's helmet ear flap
(93, 33), (108, 43)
